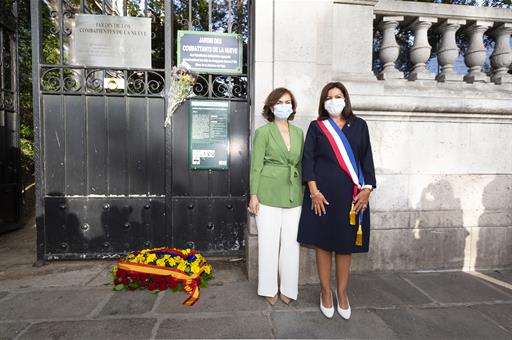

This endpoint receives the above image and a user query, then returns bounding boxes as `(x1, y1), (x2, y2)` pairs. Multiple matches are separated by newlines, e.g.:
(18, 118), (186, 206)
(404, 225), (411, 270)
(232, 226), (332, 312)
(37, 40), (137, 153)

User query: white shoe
(335, 290), (351, 320)
(320, 290), (334, 319)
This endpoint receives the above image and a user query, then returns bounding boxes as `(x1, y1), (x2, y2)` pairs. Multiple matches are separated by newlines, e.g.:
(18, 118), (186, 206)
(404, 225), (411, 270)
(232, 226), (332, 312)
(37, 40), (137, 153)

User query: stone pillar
(332, 0), (379, 81)
(377, 16), (404, 80)
(489, 23), (512, 85)
(435, 19), (466, 82)
(408, 17), (437, 81)
(463, 21), (493, 83)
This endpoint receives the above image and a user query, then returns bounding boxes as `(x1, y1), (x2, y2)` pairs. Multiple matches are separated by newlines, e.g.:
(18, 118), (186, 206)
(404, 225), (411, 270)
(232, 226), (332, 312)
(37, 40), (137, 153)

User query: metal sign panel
(189, 100), (230, 170)
(72, 14), (152, 68)
(177, 31), (242, 74)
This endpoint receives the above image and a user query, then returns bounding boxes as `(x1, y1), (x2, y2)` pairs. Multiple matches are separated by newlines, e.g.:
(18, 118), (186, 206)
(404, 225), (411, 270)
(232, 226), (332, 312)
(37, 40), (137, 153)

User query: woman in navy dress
(297, 82), (376, 320)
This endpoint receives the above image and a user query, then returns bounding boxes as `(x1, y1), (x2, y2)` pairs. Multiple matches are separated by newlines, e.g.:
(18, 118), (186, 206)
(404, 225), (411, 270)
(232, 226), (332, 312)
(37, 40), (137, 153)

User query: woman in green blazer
(248, 87), (304, 305)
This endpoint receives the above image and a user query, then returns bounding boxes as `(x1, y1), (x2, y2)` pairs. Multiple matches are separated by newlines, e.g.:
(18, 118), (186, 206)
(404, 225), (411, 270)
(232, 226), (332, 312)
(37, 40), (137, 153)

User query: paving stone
(18, 318), (156, 340)
(272, 309), (397, 339)
(475, 269), (512, 294)
(272, 284), (319, 311)
(0, 321), (30, 340)
(156, 314), (272, 339)
(99, 290), (158, 316)
(0, 288), (110, 320)
(0, 262), (112, 289)
(156, 281), (268, 314)
(472, 303), (512, 332)
(85, 265), (116, 287)
(208, 260), (247, 283)
(0, 292), (8, 300)
(348, 273), (433, 307)
(480, 269), (512, 284)
(274, 274), (432, 311)
(374, 306), (512, 339)
(400, 272), (511, 303)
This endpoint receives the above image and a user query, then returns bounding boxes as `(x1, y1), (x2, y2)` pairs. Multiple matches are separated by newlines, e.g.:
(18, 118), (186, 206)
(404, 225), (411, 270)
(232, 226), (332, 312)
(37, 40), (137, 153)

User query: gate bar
(30, 0), (45, 262)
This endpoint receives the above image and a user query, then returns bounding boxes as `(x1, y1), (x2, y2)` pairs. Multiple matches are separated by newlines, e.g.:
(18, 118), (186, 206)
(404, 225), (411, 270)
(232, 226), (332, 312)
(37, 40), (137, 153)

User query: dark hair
(262, 87), (297, 122)
(317, 82), (353, 120)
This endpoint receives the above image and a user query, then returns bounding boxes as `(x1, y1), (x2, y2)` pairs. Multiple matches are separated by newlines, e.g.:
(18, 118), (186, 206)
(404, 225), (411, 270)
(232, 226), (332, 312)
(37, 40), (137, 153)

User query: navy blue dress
(297, 116), (376, 253)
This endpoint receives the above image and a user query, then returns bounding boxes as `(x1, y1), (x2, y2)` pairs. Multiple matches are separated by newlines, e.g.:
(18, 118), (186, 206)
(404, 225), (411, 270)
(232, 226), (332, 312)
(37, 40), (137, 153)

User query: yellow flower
(146, 253), (157, 264)
(156, 259), (166, 267)
(177, 261), (187, 272)
(133, 254), (144, 263)
(204, 264), (212, 275)
(190, 262), (200, 274)
(183, 74), (190, 82)
(167, 257), (176, 267)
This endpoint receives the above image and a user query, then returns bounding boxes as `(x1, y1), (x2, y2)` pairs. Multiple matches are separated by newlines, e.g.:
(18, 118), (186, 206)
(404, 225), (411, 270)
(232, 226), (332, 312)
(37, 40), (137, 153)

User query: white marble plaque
(72, 14), (151, 68)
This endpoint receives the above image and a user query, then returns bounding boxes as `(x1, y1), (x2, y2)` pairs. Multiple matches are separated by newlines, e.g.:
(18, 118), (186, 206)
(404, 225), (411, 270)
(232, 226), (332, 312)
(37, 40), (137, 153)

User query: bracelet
(362, 185), (374, 192)
(310, 190), (321, 198)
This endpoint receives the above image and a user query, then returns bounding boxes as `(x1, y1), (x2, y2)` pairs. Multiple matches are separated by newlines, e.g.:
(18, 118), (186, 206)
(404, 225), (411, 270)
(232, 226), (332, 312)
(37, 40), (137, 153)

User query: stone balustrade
(373, 0), (512, 85)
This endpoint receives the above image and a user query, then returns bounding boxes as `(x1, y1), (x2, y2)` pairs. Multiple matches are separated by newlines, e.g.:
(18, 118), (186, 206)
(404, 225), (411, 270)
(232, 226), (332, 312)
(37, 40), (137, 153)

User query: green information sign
(189, 100), (230, 170)
(177, 30), (243, 74)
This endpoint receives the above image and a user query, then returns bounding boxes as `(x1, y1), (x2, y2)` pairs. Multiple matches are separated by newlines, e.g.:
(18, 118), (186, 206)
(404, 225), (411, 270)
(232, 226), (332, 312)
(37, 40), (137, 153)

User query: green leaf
(128, 282), (139, 289)
(114, 284), (125, 291)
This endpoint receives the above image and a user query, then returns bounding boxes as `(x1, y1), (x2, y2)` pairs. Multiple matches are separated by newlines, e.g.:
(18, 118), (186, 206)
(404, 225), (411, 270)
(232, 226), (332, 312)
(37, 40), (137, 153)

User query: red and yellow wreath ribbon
(117, 260), (205, 306)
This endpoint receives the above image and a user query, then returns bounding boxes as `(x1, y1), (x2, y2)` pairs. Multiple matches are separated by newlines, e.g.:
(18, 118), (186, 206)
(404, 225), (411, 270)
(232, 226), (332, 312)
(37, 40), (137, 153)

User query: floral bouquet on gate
(112, 247), (213, 306)
(164, 64), (197, 127)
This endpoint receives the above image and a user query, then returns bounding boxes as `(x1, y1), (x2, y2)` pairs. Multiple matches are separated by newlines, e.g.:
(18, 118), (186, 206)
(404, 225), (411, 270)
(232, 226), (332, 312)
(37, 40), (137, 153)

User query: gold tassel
(355, 224), (363, 246)
(349, 204), (356, 225)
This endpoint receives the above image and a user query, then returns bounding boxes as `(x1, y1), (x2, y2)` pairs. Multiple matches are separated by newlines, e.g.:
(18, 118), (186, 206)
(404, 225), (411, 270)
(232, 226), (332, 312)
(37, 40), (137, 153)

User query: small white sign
(72, 14), (152, 69)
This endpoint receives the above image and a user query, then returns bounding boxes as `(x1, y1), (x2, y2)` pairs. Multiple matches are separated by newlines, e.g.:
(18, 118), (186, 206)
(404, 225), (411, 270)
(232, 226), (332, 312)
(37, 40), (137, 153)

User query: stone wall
(248, 0), (512, 282)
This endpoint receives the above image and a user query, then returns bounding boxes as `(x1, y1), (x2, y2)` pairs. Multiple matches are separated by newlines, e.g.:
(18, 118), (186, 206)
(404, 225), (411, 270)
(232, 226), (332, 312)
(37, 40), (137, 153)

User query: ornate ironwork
(1, 91), (16, 112)
(193, 74), (248, 100)
(41, 66), (166, 96)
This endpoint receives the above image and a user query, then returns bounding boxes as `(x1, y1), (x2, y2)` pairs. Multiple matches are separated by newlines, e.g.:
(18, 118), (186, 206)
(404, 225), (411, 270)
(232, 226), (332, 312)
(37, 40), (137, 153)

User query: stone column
(435, 19), (466, 82)
(377, 16), (404, 80)
(463, 21), (493, 83)
(332, 0), (380, 81)
(489, 23), (512, 85)
(408, 17), (437, 81)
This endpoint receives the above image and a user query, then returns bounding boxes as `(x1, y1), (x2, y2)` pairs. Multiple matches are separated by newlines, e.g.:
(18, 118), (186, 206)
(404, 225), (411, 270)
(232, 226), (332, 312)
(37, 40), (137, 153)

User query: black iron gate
(0, 0), (22, 233)
(32, 0), (251, 260)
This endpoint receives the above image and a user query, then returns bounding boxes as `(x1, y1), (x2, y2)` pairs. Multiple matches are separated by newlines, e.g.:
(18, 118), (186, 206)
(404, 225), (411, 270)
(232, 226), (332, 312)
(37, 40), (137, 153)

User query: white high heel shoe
(335, 290), (351, 320)
(320, 290), (334, 319)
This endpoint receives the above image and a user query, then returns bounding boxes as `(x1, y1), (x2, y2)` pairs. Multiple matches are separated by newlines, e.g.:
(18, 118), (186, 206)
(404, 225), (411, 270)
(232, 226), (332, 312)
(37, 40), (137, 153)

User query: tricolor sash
(317, 118), (365, 245)
(316, 118), (365, 194)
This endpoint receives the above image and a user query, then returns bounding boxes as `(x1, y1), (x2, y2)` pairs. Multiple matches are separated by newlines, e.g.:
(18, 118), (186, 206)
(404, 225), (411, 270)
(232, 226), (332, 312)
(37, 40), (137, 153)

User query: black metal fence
(0, 0), (21, 233)
(31, 0), (251, 260)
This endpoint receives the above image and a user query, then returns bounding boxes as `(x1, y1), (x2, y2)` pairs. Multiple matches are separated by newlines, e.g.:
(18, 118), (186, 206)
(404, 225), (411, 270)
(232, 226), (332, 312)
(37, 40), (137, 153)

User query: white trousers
(256, 204), (302, 300)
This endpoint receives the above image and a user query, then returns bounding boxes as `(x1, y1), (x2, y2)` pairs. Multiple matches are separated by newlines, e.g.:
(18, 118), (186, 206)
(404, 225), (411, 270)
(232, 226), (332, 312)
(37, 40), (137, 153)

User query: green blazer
(250, 121), (304, 208)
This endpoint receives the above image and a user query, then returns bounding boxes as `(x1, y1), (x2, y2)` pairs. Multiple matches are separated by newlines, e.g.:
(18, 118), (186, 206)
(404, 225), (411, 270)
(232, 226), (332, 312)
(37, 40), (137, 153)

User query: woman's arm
(302, 122), (329, 216)
(302, 122), (316, 183)
(249, 128), (266, 215)
(360, 120), (376, 188)
(354, 120), (376, 213)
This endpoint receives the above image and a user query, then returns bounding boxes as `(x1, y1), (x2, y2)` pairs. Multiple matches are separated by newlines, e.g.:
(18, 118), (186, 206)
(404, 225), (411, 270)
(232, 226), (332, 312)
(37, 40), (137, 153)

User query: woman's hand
(310, 191), (329, 216)
(353, 188), (371, 214)
(248, 194), (260, 215)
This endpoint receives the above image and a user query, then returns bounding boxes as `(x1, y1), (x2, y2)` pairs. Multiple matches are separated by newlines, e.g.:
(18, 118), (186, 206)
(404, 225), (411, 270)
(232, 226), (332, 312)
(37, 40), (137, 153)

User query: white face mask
(273, 104), (293, 120)
(324, 98), (345, 117)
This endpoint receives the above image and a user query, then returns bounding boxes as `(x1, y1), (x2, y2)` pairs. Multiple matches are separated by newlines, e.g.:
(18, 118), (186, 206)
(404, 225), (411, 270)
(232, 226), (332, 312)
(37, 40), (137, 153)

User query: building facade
(249, 0), (512, 282)
(29, 0), (511, 280)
